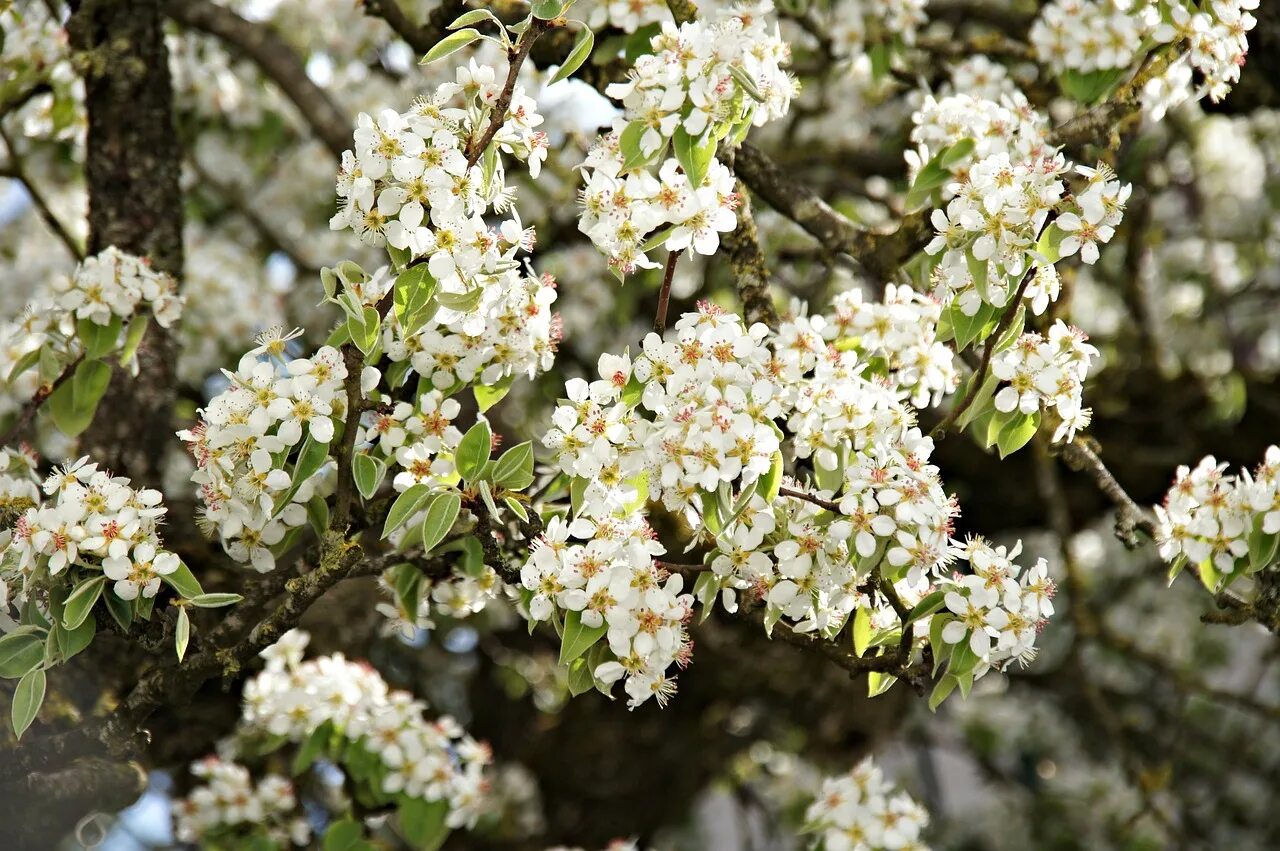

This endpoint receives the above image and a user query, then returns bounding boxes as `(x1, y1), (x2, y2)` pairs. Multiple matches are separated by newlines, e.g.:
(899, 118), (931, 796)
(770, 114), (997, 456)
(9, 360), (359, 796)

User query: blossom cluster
(330, 64), (546, 257)
(822, 285), (959, 408)
(908, 92), (1049, 182)
(937, 539), (1055, 672)
(382, 263), (560, 392)
(1030, 0), (1149, 75)
(1146, 0), (1258, 113)
(579, 1), (797, 272)
(803, 757), (931, 851)
(1, 455), (180, 603)
(173, 758), (309, 847)
(583, 0), (669, 33)
(991, 322), (1098, 443)
(1154, 446), (1280, 582)
(521, 513), (692, 708)
(926, 157), (1130, 320)
(241, 630), (490, 827)
(179, 331), (344, 572)
(1, 247), (183, 422)
(827, 0), (931, 59)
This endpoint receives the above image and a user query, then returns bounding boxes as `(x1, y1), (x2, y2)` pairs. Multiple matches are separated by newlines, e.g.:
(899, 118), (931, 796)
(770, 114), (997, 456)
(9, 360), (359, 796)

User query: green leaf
(189, 593), (243, 609)
(1058, 67), (1129, 104)
(727, 63), (764, 102)
(907, 590), (947, 623)
(351, 306), (381, 355)
(448, 8), (501, 30)
(419, 491), (461, 554)
(76, 315), (122, 360)
(292, 720), (334, 776)
(0, 630), (45, 679)
(504, 496), (529, 522)
(531, 0), (565, 19)
(1247, 517), (1280, 572)
(56, 615), (95, 662)
(928, 673), (958, 712)
(550, 25), (594, 84)
(103, 592), (133, 632)
(867, 671), (897, 698)
(940, 137), (976, 169)
(435, 287), (484, 312)
(852, 606), (872, 657)
(455, 420), (492, 482)
(569, 475), (588, 516)
(420, 28), (482, 64)
(49, 358), (112, 438)
(118, 316), (150, 366)
(693, 570), (720, 623)
(566, 657), (595, 696)
(929, 614), (952, 675)
(491, 441), (535, 490)
(995, 410), (1040, 459)
(619, 120), (649, 172)
(6, 347), (41, 384)
(11, 667), (45, 739)
(353, 453), (387, 500)
(323, 818), (364, 851)
(62, 576), (105, 630)
(175, 607), (191, 662)
(755, 450), (783, 503)
(162, 562), (205, 600)
(307, 494), (330, 537)
(398, 797), (450, 850)
(383, 484), (433, 539)
(274, 434), (329, 516)
(473, 374), (514, 412)
(559, 609), (607, 666)
(1034, 224), (1069, 265)
(673, 126), (717, 189)
(394, 264), (438, 334)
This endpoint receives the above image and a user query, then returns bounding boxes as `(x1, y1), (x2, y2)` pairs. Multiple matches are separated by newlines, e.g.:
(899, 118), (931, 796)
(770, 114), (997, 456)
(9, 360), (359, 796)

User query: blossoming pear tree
(0, 0), (1277, 848)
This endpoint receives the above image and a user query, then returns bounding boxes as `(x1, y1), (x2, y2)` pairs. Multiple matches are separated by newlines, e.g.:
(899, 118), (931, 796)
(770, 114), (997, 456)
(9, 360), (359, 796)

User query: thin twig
(0, 124), (85, 261)
(654, 248), (683, 334)
(465, 18), (551, 167)
(0, 355), (83, 447)
(778, 485), (841, 512)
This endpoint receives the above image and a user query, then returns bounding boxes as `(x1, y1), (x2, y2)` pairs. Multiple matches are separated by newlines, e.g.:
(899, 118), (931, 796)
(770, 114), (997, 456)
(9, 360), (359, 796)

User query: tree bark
(67, 0), (184, 490)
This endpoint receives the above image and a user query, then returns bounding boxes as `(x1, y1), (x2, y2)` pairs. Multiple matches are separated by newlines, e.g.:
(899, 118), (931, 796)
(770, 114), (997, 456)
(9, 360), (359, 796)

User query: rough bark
(65, 0), (185, 491)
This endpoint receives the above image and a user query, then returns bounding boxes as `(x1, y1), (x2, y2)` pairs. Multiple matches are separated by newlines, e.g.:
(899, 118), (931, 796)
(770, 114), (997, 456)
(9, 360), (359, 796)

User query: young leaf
(531, 0), (565, 20)
(474, 374), (515, 412)
(62, 576), (105, 630)
(274, 434), (329, 515)
(353, 453), (387, 500)
(49, 358), (113, 438)
(559, 609), (607, 666)
(550, 25), (594, 84)
(175, 607), (191, 662)
(76, 315), (122, 360)
(995, 410), (1040, 459)
(323, 818), (364, 851)
(56, 616), (95, 662)
(11, 667), (45, 739)
(455, 420), (493, 482)
(419, 491), (462, 554)
(504, 495), (529, 522)
(490, 441), (535, 490)
(292, 720), (334, 776)
(189, 593), (243, 609)
(420, 28), (482, 64)
(928, 673), (958, 712)
(162, 561), (205, 600)
(448, 8), (501, 30)
(852, 606), (872, 657)
(907, 590), (947, 624)
(383, 484), (433, 539)
(435, 287), (484, 312)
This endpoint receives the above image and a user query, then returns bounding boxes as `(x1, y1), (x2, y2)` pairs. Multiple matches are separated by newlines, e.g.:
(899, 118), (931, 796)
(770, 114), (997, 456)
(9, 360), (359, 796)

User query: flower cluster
(51, 246), (183, 329)
(1154, 446), (1280, 582)
(803, 757), (931, 851)
(604, 3), (795, 152)
(937, 539), (1055, 672)
(241, 630), (490, 827)
(384, 264), (560, 392)
(583, 0), (669, 33)
(821, 285), (959, 408)
(908, 92), (1049, 181)
(522, 513), (692, 708)
(1030, 0), (1150, 75)
(2, 455), (180, 602)
(173, 758), (309, 847)
(1150, 0), (1258, 106)
(179, 331), (345, 572)
(578, 142), (741, 273)
(991, 322), (1098, 443)
(579, 1), (797, 272)
(827, 0), (930, 58)
(925, 152), (1072, 316)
